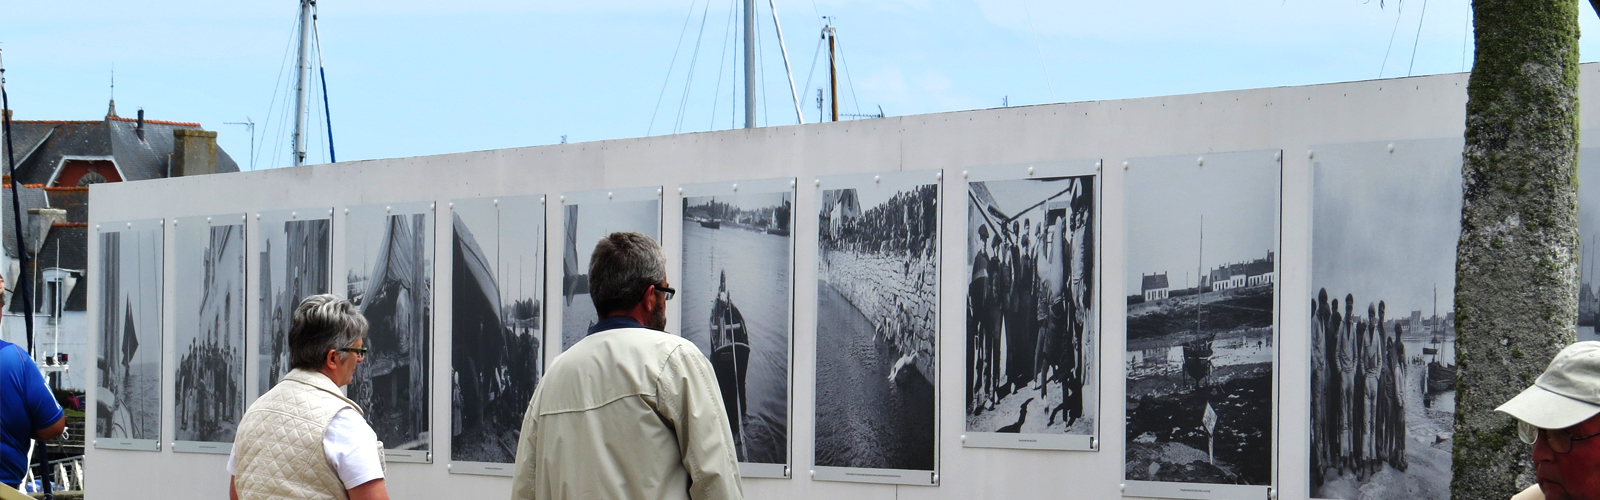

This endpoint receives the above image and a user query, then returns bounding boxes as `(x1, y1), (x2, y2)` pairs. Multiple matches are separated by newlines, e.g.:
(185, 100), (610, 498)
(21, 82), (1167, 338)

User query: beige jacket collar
(282, 368), (365, 416)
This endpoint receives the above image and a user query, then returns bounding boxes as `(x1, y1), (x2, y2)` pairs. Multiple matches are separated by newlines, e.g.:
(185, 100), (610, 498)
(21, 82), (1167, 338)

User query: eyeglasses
(1520, 420), (1600, 453)
(656, 285), (676, 301)
(338, 346), (369, 357)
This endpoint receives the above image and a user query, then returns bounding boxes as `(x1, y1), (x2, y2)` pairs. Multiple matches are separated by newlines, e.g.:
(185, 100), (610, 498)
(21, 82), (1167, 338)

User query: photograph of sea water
(680, 183), (792, 468)
(814, 171), (939, 480)
(1124, 151), (1278, 496)
(95, 220), (164, 447)
(1578, 147), (1600, 343)
(559, 189), (661, 350)
(1309, 139), (1461, 500)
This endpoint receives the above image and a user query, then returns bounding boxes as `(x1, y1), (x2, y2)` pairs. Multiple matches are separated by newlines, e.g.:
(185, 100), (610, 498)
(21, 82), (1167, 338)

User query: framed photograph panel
(172, 214), (248, 454)
(254, 208), (333, 399)
(558, 187), (663, 351)
(94, 218), (165, 452)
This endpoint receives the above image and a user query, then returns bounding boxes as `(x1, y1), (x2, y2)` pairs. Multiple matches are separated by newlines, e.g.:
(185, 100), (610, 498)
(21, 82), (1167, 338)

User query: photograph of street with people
(681, 188), (793, 466)
(1309, 141), (1460, 499)
(966, 174), (1097, 440)
(1124, 152), (1278, 487)
(173, 217), (246, 445)
(814, 173), (939, 473)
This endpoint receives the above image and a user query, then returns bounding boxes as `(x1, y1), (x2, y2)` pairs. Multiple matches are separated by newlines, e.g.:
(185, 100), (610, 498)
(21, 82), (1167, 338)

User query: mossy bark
(1454, 0), (1581, 498)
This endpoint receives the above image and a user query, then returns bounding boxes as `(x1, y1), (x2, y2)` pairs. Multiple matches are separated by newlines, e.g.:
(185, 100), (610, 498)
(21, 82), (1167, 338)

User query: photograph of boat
(95, 220), (164, 446)
(449, 196), (544, 468)
(560, 189), (661, 351)
(681, 184), (792, 470)
(344, 202), (434, 454)
(1309, 139), (1461, 500)
(1123, 152), (1278, 495)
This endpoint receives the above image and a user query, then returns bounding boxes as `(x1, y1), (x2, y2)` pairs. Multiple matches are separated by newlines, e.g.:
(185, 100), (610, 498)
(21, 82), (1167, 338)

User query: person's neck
(607, 309), (653, 328)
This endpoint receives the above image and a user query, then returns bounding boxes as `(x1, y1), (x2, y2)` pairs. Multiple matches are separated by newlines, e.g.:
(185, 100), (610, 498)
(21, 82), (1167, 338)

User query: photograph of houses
(1123, 152), (1278, 492)
(256, 210), (331, 396)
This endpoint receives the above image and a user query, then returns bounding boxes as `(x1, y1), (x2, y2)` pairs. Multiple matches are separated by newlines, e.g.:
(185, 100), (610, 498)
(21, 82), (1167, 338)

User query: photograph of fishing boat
(256, 210), (332, 397)
(814, 171), (939, 479)
(680, 182), (793, 471)
(1309, 140), (1460, 500)
(559, 189), (661, 351)
(344, 203), (434, 455)
(1577, 148), (1600, 342)
(95, 220), (164, 447)
(173, 216), (246, 447)
(964, 169), (1099, 448)
(1123, 152), (1278, 494)
(449, 196), (545, 469)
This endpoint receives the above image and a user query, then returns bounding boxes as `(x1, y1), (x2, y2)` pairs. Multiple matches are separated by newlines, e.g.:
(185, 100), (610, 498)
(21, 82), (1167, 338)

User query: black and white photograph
(680, 179), (793, 474)
(1309, 140), (1460, 500)
(95, 219), (164, 449)
(345, 202), (434, 458)
(964, 166), (1099, 450)
(450, 196), (545, 471)
(1578, 147), (1600, 343)
(814, 171), (939, 483)
(173, 215), (247, 450)
(1124, 152), (1277, 497)
(559, 188), (661, 350)
(256, 209), (331, 397)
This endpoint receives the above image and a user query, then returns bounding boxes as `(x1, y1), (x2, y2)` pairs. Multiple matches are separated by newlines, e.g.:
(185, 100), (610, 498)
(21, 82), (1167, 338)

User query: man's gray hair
(588, 232), (667, 316)
(288, 294), (369, 370)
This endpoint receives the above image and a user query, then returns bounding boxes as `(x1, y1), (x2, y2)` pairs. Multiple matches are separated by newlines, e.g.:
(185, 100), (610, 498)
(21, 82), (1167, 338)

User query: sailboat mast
(292, 0), (315, 166)
(826, 24), (838, 122)
(743, 0), (756, 129)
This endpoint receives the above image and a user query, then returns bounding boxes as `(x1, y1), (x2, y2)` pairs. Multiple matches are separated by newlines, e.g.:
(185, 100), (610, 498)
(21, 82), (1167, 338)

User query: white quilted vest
(233, 369), (382, 500)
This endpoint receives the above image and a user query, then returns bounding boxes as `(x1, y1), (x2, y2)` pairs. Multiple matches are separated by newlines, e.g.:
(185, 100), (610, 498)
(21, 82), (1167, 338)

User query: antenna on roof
(225, 118), (257, 171)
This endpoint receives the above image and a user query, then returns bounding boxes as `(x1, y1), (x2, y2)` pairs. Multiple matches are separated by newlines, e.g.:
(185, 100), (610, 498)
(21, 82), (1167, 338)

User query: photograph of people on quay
(1577, 149), (1600, 343)
(680, 190), (792, 465)
(95, 224), (164, 442)
(1124, 153), (1278, 487)
(173, 221), (246, 444)
(560, 197), (661, 350)
(345, 205), (434, 452)
(1309, 144), (1460, 499)
(966, 175), (1097, 437)
(814, 176), (938, 472)
(449, 197), (544, 465)
(256, 212), (331, 396)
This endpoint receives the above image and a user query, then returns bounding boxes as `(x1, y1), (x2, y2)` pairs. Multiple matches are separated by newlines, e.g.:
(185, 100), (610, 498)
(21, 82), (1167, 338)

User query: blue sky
(4, 1), (1599, 169)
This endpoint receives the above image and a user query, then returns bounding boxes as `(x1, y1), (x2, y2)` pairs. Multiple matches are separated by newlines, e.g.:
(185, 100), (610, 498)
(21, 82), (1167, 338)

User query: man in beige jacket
(511, 232), (742, 500)
(229, 295), (388, 500)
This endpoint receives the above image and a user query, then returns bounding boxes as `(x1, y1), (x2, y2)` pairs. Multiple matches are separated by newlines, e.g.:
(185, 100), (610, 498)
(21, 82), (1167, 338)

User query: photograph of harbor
(680, 185), (793, 467)
(173, 217), (247, 445)
(450, 196), (545, 466)
(966, 174), (1098, 443)
(95, 221), (164, 444)
(814, 172), (939, 475)
(559, 192), (661, 350)
(1124, 152), (1278, 490)
(345, 203), (434, 453)
(256, 210), (331, 396)
(1578, 148), (1600, 343)
(1309, 141), (1460, 499)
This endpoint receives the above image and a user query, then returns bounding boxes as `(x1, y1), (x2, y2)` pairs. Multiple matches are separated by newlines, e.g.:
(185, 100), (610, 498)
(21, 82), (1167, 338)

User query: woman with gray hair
(227, 294), (390, 500)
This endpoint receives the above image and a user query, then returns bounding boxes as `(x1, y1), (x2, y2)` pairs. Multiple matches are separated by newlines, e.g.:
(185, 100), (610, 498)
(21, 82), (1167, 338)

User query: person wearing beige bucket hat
(1497, 341), (1600, 500)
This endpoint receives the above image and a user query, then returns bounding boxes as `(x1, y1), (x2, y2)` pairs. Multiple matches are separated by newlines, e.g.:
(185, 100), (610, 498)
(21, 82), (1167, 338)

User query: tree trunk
(1454, 0), (1581, 498)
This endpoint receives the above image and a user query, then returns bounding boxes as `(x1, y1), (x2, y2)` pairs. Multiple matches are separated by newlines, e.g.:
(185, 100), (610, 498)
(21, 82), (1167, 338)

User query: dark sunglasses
(656, 285), (676, 301)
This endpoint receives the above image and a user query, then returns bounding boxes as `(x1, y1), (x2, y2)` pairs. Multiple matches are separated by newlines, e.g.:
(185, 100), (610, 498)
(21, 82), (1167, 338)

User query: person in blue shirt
(0, 274), (65, 488)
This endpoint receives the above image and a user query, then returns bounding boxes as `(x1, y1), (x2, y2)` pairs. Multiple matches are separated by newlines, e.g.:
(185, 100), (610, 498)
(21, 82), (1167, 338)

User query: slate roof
(1141, 273), (1169, 292)
(2, 111), (238, 185)
(0, 185), (51, 258)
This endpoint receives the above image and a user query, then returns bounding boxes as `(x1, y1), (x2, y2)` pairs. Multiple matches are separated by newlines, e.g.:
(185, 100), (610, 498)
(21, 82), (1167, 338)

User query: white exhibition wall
(85, 65), (1600, 500)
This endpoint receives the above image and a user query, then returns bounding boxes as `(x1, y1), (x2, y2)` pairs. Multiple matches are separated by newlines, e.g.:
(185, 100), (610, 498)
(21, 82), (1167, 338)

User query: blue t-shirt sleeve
(15, 351), (62, 432)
